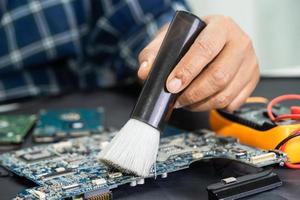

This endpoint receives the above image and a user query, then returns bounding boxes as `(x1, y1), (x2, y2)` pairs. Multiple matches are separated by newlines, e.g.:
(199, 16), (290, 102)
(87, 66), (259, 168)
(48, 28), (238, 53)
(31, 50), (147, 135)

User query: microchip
(20, 150), (54, 162)
(0, 115), (36, 144)
(33, 108), (104, 142)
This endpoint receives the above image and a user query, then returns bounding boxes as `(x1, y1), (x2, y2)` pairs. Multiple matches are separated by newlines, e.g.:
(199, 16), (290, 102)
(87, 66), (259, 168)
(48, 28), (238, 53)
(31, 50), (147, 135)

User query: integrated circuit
(20, 149), (55, 162)
(0, 129), (287, 200)
(33, 108), (104, 142)
(0, 115), (36, 144)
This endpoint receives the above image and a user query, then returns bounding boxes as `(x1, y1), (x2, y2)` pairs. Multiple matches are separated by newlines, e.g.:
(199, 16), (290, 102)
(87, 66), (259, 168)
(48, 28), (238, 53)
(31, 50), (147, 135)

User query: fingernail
(174, 101), (183, 109)
(140, 61), (148, 68)
(167, 78), (182, 93)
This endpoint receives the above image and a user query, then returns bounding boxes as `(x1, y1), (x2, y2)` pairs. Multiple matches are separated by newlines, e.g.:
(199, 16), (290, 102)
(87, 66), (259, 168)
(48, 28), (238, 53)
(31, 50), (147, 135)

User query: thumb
(138, 24), (169, 80)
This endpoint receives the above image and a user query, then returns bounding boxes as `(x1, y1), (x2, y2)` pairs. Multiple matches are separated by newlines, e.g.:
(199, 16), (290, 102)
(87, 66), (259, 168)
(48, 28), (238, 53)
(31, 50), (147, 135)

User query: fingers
(226, 67), (260, 112)
(166, 16), (229, 93)
(185, 54), (259, 112)
(175, 39), (249, 108)
(137, 24), (169, 80)
(137, 15), (259, 113)
(187, 67), (259, 112)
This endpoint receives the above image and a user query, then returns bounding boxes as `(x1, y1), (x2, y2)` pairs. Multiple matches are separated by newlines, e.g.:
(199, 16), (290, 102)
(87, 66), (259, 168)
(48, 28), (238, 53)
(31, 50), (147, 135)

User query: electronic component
(221, 177), (237, 184)
(0, 129), (286, 199)
(207, 170), (282, 200)
(62, 183), (80, 190)
(84, 188), (112, 200)
(0, 115), (36, 144)
(92, 178), (107, 185)
(250, 152), (277, 165)
(29, 189), (46, 199)
(108, 172), (122, 179)
(20, 149), (54, 162)
(33, 108), (104, 142)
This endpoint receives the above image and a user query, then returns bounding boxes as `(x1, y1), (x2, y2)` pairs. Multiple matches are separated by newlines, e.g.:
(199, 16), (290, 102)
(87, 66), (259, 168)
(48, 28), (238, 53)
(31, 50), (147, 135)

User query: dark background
(1, 78), (300, 200)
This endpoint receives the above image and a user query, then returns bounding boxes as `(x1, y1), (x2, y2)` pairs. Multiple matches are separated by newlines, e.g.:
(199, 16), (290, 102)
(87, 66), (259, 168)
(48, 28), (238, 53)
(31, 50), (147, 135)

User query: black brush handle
(131, 11), (206, 131)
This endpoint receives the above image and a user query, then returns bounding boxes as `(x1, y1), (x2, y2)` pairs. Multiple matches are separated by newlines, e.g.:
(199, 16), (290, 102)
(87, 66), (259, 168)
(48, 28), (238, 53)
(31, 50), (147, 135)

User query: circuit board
(0, 129), (286, 200)
(33, 108), (104, 142)
(0, 115), (36, 144)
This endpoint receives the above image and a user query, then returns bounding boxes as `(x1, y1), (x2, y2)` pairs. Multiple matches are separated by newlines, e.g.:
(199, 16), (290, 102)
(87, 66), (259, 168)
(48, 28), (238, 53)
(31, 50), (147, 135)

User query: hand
(138, 15), (259, 112)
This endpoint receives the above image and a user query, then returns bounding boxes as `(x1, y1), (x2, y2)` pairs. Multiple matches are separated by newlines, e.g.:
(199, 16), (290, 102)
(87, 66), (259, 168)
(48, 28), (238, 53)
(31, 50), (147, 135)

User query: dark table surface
(1, 78), (300, 200)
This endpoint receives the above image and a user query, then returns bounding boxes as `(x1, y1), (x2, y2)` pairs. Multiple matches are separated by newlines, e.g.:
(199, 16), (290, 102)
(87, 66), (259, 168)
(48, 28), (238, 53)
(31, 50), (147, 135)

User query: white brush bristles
(99, 119), (160, 177)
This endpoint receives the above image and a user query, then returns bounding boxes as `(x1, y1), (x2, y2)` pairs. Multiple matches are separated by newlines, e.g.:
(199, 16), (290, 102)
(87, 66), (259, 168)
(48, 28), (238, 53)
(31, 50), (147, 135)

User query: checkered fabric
(0, 0), (188, 102)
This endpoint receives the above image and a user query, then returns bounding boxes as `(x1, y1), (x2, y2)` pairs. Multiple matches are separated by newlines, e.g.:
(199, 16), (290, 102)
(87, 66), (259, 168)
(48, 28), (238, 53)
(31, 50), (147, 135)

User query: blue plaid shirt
(0, 0), (188, 102)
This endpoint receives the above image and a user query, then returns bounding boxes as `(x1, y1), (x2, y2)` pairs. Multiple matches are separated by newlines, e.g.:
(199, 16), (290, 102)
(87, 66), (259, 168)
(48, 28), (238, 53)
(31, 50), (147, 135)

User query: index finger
(137, 24), (169, 80)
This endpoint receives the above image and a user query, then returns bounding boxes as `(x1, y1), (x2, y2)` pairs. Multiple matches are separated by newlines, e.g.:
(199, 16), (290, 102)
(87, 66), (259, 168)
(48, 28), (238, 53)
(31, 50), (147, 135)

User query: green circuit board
(0, 115), (36, 144)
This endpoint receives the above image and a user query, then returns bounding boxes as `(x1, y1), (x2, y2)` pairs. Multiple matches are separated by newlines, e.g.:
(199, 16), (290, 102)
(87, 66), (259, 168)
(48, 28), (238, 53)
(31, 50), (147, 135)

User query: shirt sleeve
(86, 0), (190, 80)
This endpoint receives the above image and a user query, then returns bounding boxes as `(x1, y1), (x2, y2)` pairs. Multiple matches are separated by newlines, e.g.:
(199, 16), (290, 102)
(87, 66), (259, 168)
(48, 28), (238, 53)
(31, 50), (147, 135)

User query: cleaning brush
(99, 11), (206, 177)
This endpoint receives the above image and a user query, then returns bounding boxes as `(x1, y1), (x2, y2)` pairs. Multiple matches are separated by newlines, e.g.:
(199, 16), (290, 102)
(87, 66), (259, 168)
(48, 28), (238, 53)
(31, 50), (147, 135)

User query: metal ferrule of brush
(131, 11), (206, 131)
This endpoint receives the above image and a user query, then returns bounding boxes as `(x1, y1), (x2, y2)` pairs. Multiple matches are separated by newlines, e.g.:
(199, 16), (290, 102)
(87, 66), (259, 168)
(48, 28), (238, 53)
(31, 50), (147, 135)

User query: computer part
(0, 115), (36, 144)
(0, 129), (286, 200)
(207, 170), (282, 200)
(33, 108), (104, 142)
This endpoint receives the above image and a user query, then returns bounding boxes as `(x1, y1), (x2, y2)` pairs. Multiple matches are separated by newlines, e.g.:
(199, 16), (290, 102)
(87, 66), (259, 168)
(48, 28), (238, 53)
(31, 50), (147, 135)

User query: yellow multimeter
(209, 97), (300, 164)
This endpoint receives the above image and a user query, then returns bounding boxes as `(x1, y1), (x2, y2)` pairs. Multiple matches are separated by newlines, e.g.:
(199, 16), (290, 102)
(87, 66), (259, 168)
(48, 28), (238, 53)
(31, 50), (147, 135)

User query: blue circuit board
(33, 108), (104, 142)
(0, 129), (286, 200)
